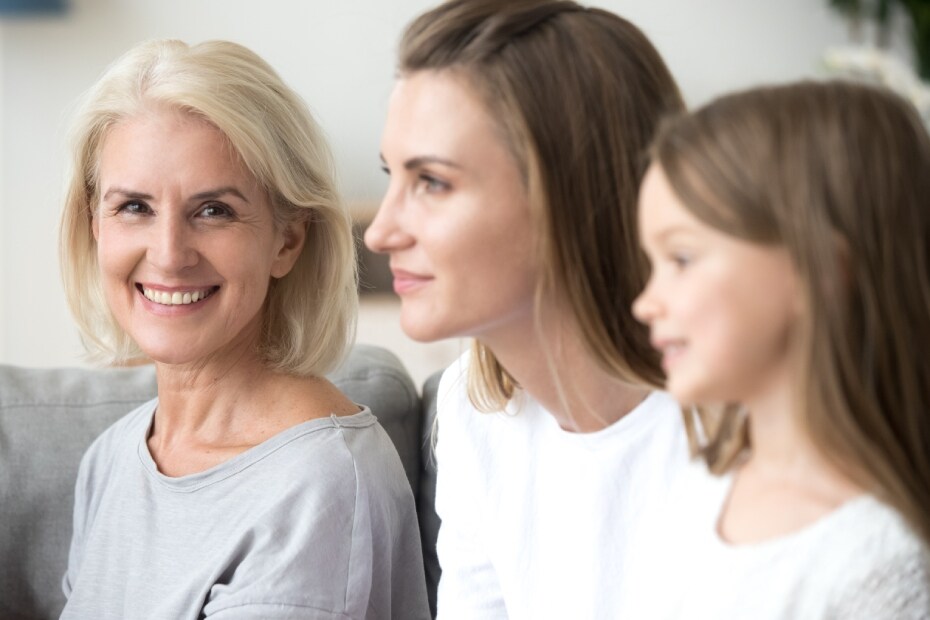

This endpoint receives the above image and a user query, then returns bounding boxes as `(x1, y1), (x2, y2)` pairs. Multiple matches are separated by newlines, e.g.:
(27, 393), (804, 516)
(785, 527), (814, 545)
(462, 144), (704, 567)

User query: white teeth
(142, 287), (214, 306)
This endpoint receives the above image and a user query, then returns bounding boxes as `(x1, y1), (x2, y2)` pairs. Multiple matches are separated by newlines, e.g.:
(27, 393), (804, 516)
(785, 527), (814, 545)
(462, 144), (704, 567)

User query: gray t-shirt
(61, 398), (429, 619)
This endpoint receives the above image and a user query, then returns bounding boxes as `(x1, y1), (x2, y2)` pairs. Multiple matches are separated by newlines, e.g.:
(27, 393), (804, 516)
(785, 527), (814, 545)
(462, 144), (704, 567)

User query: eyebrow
(650, 225), (700, 244)
(101, 186), (250, 204)
(379, 153), (462, 170)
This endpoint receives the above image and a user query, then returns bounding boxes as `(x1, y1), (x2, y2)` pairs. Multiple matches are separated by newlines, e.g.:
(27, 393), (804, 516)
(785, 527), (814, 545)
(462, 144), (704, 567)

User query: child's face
(633, 164), (803, 406)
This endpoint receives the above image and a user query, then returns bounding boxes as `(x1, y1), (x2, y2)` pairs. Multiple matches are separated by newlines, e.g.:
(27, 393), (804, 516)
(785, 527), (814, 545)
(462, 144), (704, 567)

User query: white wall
(0, 0), (853, 369)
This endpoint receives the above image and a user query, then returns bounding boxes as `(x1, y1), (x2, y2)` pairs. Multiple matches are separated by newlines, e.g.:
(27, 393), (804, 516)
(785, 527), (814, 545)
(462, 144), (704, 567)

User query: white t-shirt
(617, 456), (930, 619)
(433, 352), (690, 619)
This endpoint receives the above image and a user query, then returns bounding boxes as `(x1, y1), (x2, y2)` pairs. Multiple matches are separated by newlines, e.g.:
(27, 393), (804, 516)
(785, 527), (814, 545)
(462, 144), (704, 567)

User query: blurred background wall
(0, 0), (859, 385)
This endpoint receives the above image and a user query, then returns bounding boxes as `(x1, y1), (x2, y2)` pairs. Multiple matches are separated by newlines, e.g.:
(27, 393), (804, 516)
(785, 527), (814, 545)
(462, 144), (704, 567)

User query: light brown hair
(652, 80), (930, 545)
(399, 0), (684, 409)
(60, 39), (357, 376)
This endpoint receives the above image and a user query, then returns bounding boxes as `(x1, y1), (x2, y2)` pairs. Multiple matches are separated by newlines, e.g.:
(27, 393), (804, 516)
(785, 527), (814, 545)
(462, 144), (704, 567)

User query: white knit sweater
(618, 458), (930, 619)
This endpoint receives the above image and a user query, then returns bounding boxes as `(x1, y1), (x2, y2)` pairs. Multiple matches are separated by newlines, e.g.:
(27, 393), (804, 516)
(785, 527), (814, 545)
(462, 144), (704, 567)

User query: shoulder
(326, 409), (412, 493)
(825, 498), (930, 618)
(277, 410), (407, 492)
(275, 411), (417, 534)
(435, 351), (490, 440)
(77, 398), (156, 480)
(621, 390), (687, 443)
(437, 350), (471, 412)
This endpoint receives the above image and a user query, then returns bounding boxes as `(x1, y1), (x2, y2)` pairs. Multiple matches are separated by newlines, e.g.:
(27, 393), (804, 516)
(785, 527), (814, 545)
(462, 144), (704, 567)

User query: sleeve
(828, 547), (930, 619)
(433, 358), (508, 620)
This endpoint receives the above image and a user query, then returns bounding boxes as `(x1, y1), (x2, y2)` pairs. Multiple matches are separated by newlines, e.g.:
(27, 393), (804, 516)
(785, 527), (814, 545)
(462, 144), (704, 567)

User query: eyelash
(416, 173), (450, 194)
(198, 202), (234, 219)
(380, 164), (451, 194)
(670, 252), (692, 270)
(115, 200), (151, 216)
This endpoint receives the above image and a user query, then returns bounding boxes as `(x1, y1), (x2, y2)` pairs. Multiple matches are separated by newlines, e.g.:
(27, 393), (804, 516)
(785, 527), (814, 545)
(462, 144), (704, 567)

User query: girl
(365, 0), (686, 616)
(631, 80), (930, 618)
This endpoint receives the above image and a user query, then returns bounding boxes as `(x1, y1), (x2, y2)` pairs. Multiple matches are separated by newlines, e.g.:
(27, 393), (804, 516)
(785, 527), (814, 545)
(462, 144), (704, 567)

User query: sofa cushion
(0, 343), (420, 620)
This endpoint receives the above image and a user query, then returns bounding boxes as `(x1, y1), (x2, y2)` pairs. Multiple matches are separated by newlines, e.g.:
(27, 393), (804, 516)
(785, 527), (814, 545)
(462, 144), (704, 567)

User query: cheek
(95, 230), (128, 280)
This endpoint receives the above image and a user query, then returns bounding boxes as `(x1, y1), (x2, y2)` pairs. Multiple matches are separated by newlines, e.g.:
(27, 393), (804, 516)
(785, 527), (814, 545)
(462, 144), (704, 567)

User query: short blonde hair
(399, 0), (684, 409)
(60, 39), (357, 376)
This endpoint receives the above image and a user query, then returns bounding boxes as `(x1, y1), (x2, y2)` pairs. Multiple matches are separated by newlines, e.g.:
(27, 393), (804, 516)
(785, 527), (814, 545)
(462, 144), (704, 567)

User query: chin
(132, 339), (201, 367)
(665, 376), (703, 406)
(400, 322), (445, 344)
(399, 310), (449, 344)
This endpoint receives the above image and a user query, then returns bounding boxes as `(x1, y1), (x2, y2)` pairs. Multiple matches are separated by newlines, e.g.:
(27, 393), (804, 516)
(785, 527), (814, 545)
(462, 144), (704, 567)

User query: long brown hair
(652, 80), (930, 546)
(398, 0), (684, 409)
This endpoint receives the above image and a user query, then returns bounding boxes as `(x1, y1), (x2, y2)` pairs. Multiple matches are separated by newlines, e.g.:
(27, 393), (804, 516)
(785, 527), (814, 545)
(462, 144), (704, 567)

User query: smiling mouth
(137, 284), (219, 306)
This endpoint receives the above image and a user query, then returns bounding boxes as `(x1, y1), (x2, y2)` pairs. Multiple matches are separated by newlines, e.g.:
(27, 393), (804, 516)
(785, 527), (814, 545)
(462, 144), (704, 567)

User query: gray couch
(0, 344), (442, 620)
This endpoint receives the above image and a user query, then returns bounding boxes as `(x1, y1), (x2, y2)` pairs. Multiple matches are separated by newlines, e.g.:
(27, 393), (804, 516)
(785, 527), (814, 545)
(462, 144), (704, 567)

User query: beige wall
(0, 0), (853, 369)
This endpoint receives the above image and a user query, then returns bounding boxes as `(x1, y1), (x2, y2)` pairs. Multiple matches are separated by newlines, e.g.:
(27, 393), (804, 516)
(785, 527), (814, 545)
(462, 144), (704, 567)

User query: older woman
(59, 39), (429, 619)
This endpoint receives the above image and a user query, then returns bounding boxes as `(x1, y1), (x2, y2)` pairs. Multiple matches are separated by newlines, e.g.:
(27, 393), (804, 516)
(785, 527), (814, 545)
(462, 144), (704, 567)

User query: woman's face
(364, 70), (538, 344)
(94, 107), (303, 366)
(633, 164), (802, 405)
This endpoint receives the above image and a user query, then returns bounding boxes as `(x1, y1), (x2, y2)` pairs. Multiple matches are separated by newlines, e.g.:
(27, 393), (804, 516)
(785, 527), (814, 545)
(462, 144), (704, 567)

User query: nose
(364, 183), (414, 255)
(148, 213), (198, 273)
(631, 278), (661, 325)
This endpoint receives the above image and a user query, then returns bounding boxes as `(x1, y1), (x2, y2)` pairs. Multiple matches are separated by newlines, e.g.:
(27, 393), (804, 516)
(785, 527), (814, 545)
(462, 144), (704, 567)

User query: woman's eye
(417, 173), (450, 194)
(199, 203), (233, 218)
(117, 201), (151, 215)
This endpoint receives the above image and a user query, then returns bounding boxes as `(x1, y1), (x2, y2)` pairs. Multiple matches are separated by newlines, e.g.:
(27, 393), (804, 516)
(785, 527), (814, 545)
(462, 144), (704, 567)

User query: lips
(390, 268), (432, 295)
(652, 337), (687, 370)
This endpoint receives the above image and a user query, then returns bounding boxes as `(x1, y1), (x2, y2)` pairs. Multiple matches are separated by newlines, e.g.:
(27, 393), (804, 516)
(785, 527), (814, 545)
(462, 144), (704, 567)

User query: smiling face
(632, 164), (802, 406)
(364, 70), (539, 344)
(93, 107), (304, 367)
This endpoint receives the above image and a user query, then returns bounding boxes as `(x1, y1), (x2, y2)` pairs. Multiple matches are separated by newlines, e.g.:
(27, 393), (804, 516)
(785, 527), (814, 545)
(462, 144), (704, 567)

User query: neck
(481, 314), (651, 433)
(153, 350), (274, 439)
(740, 368), (860, 499)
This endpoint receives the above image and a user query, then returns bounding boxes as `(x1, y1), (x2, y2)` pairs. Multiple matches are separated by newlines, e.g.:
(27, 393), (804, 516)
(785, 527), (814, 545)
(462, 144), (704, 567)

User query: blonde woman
(365, 0), (687, 616)
(629, 81), (930, 618)
(59, 39), (429, 619)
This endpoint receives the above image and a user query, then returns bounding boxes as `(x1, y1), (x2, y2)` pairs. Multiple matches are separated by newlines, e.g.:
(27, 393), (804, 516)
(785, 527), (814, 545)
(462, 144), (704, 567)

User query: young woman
(59, 39), (429, 618)
(365, 0), (686, 616)
(630, 80), (930, 618)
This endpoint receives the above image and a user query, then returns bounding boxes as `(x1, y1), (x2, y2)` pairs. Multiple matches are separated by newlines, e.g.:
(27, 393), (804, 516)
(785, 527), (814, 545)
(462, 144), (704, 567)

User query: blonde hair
(652, 80), (930, 546)
(60, 39), (357, 376)
(398, 0), (684, 410)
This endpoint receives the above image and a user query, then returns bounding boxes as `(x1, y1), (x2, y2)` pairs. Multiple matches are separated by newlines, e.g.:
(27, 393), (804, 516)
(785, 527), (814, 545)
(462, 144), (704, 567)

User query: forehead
(384, 70), (501, 152)
(97, 108), (249, 185)
(638, 164), (701, 234)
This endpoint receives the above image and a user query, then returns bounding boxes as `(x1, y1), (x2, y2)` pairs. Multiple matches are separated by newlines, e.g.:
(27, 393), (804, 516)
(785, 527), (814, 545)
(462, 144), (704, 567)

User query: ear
(270, 216), (308, 279)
